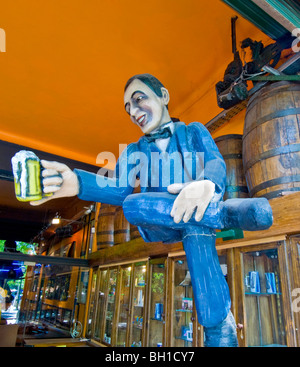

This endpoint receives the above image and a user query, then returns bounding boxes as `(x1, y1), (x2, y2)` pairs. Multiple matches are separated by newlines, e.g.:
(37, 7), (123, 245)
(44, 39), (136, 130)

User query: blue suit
(75, 121), (226, 204)
(74, 121), (272, 346)
(74, 121), (232, 323)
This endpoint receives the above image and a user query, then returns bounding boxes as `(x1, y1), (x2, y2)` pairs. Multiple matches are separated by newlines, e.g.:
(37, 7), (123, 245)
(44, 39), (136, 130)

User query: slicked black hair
(124, 73), (166, 97)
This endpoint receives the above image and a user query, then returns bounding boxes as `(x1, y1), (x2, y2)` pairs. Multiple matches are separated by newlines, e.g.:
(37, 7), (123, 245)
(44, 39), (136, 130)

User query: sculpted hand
(167, 180), (215, 223)
(30, 160), (80, 206)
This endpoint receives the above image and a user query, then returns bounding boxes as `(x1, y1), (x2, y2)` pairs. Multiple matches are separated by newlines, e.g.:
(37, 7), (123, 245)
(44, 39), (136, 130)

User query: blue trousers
(123, 192), (272, 331)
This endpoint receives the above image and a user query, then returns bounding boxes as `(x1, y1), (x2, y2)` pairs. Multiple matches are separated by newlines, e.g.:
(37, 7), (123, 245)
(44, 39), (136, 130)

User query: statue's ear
(161, 87), (170, 106)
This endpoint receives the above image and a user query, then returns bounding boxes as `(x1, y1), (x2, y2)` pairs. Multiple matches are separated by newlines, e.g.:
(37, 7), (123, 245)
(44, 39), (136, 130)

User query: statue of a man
(31, 73), (272, 346)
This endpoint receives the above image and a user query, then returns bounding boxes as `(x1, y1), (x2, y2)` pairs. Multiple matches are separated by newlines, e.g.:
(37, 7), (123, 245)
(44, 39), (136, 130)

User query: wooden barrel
(114, 206), (130, 244)
(214, 134), (249, 200)
(96, 204), (116, 250)
(130, 223), (141, 240)
(243, 81), (300, 200)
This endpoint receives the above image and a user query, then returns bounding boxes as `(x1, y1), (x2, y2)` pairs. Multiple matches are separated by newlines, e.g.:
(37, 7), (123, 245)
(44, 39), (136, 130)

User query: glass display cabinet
(84, 251), (236, 347)
(86, 263), (148, 347)
(147, 258), (166, 347)
(242, 247), (286, 347)
(84, 233), (300, 347)
(104, 268), (118, 344)
(86, 269), (97, 337)
(94, 268), (108, 341)
(172, 257), (195, 347)
(130, 262), (147, 347)
(115, 265), (132, 347)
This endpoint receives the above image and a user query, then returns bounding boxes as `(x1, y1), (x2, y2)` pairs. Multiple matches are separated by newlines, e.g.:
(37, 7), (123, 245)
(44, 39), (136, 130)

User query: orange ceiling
(0, 0), (270, 169)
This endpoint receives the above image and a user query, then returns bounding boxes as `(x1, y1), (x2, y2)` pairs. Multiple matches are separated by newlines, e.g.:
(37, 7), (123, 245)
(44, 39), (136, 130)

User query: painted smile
(136, 114), (147, 127)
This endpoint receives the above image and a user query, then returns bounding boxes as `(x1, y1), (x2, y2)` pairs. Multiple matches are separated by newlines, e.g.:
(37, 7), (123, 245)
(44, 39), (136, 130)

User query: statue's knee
(222, 198), (273, 231)
(123, 192), (176, 227)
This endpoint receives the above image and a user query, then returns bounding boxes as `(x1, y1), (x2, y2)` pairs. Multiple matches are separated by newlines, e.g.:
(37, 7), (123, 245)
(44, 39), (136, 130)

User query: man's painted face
(124, 79), (170, 134)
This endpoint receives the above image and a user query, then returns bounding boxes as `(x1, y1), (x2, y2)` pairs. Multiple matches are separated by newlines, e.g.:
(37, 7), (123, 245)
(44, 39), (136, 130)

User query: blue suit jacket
(74, 121), (226, 206)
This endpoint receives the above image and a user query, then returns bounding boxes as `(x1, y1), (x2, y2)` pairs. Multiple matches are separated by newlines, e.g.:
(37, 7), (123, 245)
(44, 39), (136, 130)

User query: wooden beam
(251, 0), (299, 31)
(222, 0), (289, 40)
(0, 251), (89, 267)
(88, 237), (183, 267)
(216, 235), (286, 250)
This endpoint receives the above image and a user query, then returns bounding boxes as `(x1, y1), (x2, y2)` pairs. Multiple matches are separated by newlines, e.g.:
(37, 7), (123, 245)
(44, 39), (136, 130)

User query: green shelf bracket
(216, 228), (244, 241)
(249, 75), (300, 81)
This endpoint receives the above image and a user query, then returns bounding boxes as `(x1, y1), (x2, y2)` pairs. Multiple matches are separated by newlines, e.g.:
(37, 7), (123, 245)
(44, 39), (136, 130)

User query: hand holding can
(11, 150), (52, 202)
(11, 150), (80, 205)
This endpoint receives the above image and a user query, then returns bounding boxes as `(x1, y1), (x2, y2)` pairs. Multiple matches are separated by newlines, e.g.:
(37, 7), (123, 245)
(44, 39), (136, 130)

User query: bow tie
(144, 126), (172, 143)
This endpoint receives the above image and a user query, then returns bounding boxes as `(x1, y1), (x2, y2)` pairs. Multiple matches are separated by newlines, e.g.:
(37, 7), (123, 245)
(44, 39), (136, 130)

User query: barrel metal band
(214, 134), (243, 142)
(98, 230), (114, 235)
(259, 187), (300, 200)
(114, 229), (130, 234)
(244, 143), (300, 172)
(247, 84), (300, 109)
(249, 175), (300, 197)
(222, 153), (242, 160)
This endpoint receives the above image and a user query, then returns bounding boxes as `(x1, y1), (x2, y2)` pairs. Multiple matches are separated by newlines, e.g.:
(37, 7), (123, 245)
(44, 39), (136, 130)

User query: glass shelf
(116, 265), (132, 347)
(104, 268), (118, 345)
(94, 269), (108, 340)
(242, 248), (286, 347)
(148, 260), (166, 347)
(173, 259), (194, 347)
(130, 263), (147, 347)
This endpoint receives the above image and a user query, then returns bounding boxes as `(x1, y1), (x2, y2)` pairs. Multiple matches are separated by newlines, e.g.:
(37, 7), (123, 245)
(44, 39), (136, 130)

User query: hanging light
(52, 213), (61, 225)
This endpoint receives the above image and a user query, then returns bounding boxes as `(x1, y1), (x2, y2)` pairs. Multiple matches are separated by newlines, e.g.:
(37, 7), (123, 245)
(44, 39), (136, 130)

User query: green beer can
(11, 150), (52, 202)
